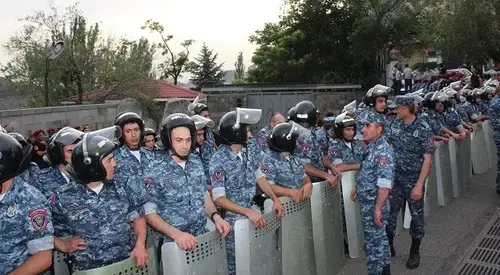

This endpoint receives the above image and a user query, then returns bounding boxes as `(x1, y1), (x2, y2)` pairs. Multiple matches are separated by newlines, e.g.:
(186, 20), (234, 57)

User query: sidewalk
(337, 168), (500, 275)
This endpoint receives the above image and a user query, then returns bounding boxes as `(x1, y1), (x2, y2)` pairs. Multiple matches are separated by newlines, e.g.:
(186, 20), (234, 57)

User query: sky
(0, 0), (284, 82)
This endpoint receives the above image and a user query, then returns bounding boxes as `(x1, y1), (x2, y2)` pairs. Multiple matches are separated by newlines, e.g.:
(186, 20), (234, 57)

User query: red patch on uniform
(428, 138), (435, 146)
(29, 209), (48, 232)
(301, 142), (311, 153)
(377, 156), (389, 168)
(143, 177), (153, 192)
(213, 170), (224, 181)
(49, 194), (57, 207)
(260, 165), (270, 175)
(329, 147), (341, 158)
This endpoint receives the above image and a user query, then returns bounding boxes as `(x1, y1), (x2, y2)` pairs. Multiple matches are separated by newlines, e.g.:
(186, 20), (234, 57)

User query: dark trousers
(404, 79), (413, 94)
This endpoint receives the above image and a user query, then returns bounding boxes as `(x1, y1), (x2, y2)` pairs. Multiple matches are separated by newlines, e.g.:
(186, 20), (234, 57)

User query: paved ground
(337, 168), (500, 275)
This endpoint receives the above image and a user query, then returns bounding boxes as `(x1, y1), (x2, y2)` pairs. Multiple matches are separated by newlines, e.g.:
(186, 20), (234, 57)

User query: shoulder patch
(142, 177), (153, 192)
(260, 164), (270, 175)
(212, 170), (225, 181)
(376, 156), (389, 168)
(29, 209), (49, 232)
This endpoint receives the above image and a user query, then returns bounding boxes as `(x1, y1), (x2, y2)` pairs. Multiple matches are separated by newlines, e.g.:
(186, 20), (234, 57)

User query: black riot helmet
(65, 126), (121, 183)
(292, 100), (319, 129)
(363, 84), (391, 108)
(218, 108), (262, 145)
(423, 92), (435, 109)
(8, 132), (28, 147)
(46, 127), (84, 166)
(427, 91), (448, 111)
(268, 122), (310, 153)
(114, 112), (145, 145)
(334, 112), (356, 139)
(0, 133), (32, 186)
(143, 128), (157, 142)
(160, 113), (197, 159)
(286, 107), (297, 122)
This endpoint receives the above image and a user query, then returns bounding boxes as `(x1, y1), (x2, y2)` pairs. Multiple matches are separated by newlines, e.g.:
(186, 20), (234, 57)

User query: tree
(418, 0), (500, 66)
(188, 43), (225, 89)
(2, 3), (154, 107)
(248, 0), (358, 84)
(142, 20), (194, 85)
(234, 52), (246, 80)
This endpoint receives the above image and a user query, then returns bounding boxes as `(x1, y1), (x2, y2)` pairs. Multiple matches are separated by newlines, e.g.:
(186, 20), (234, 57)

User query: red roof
(63, 79), (203, 102)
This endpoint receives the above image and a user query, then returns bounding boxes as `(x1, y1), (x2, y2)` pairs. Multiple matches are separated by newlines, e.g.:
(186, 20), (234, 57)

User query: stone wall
(0, 103), (118, 135)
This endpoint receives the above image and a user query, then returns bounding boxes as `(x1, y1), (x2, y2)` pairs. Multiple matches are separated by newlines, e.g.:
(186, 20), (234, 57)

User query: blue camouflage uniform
(51, 178), (147, 271)
(143, 151), (209, 241)
(479, 101), (490, 116)
(461, 101), (480, 121)
(260, 150), (306, 190)
(328, 139), (364, 166)
(315, 128), (329, 156)
(36, 166), (71, 199)
(114, 146), (155, 191)
(356, 108), (389, 139)
(255, 126), (271, 152)
(419, 109), (442, 136)
(1, 177), (54, 274)
(193, 141), (217, 186)
(19, 162), (41, 186)
(444, 108), (463, 132)
(455, 104), (470, 123)
(386, 99), (434, 241)
(356, 112), (394, 275)
(489, 95), (500, 190)
(210, 144), (264, 275)
(296, 131), (326, 182)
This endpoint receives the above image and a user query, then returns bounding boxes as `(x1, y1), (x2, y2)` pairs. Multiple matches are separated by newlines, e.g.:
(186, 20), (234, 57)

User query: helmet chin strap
(170, 148), (188, 161)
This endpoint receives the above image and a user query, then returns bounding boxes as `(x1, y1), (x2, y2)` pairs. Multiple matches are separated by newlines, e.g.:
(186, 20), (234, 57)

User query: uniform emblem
(377, 156), (389, 168)
(413, 130), (419, 137)
(29, 209), (48, 232)
(428, 138), (435, 146)
(49, 194), (57, 207)
(213, 170), (224, 181)
(301, 142), (311, 153)
(143, 177), (153, 192)
(260, 165), (270, 175)
(7, 205), (16, 217)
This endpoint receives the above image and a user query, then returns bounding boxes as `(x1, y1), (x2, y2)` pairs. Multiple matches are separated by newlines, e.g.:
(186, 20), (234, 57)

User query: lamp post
(44, 41), (65, 107)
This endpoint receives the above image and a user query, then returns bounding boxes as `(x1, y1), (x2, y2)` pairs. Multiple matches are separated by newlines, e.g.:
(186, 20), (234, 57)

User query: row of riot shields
(48, 121), (496, 275)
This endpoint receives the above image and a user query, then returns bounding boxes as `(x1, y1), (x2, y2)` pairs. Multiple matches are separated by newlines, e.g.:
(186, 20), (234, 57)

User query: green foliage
(142, 20), (194, 85)
(234, 52), (246, 80)
(188, 43), (225, 89)
(2, 3), (154, 107)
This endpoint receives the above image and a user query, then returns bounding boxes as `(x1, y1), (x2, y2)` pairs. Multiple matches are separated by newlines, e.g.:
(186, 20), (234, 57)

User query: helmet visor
(288, 121), (311, 138)
(368, 84), (393, 97)
(342, 100), (357, 115)
(191, 115), (215, 130)
(87, 126), (122, 143)
(236, 108), (262, 125)
(431, 91), (448, 102)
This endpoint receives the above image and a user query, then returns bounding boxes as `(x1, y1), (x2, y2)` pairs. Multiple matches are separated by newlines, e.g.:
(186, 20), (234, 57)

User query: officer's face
(123, 123), (141, 149)
(63, 144), (77, 164)
(201, 110), (210, 119)
(171, 127), (192, 157)
(102, 153), (117, 181)
(144, 135), (155, 150)
(362, 123), (382, 142)
(196, 129), (205, 146)
(396, 106), (409, 119)
(475, 96), (482, 104)
(343, 126), (355, 141)
(375, 97), (386, 113)
(435, 102), (444, 112)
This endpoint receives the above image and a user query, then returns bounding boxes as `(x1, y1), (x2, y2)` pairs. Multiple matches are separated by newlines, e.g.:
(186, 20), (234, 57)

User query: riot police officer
(328, 112), (363, 172)
(356, 85), (391, 139)
(143, 128), (157, 151)
(143, 114), (230, 251)
(351, 111), (394, 275)
(0, 133), (54, 275)
(386, 95), (434, 270)
(191, 114), (217, 187)
(209, 107), (284, 275)
(51, 126), (149, 271)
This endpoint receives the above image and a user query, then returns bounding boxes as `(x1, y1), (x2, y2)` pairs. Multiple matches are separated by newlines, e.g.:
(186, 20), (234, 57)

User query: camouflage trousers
(386, 182), (425, 240)
(359, 198), (391, 275)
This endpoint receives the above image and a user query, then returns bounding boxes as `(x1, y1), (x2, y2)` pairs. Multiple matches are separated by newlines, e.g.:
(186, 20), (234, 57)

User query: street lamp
(44, 41), (65, 107)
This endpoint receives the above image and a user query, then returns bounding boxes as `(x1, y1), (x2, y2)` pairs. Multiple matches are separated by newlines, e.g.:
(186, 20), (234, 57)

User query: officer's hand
(290, 189), (302, 204)
(130, 244), (149, 268)
(350, 188), (357, 202)
(411, 185), (424, 200)
(273, 200), (285, 218)
(326, 174), (339, 188)
(173, 231), (198, 251)
(247, 210), (267, 229)
(66, 236), (87, 253)
(330, 166), (342, 178)
(301, 182), (313, 200)
(373, 208), (383, 228)
(214, 215), (231, 237)
(441, 137), (449, 143)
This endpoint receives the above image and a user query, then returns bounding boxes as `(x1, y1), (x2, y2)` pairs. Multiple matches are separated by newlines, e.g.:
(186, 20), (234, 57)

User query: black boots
(382, 264), (391, 275)
(387, 234), (396, 257)
(406, 238), (421, 269)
